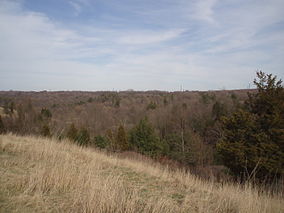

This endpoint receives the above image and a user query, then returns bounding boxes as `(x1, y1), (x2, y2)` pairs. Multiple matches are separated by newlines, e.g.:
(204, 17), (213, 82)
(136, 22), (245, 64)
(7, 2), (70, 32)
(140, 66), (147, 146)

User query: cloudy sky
(0, 0), (283, 91)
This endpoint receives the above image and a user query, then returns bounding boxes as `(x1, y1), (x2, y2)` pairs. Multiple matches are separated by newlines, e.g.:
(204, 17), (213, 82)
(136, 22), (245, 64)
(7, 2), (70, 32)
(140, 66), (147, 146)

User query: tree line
(0, 72), (283, 183)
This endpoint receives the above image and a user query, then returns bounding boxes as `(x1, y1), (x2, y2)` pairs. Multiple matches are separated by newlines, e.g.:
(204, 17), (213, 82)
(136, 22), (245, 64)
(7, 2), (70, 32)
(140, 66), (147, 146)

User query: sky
(0, 0), (283, 91)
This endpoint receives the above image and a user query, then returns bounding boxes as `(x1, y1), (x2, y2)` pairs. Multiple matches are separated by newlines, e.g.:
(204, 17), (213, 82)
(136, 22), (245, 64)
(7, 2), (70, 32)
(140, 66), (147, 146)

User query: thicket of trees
(0, 72), (282, 183)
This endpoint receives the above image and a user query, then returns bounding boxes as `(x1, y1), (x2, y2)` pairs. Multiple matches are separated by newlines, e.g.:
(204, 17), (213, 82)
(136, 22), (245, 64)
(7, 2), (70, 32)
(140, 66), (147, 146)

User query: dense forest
(0, 72), (283, 183)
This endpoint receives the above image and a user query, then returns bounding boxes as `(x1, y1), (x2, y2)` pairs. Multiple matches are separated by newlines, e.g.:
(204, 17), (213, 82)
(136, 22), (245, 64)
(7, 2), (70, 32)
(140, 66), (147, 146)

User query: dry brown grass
(0, 134), (283, 213)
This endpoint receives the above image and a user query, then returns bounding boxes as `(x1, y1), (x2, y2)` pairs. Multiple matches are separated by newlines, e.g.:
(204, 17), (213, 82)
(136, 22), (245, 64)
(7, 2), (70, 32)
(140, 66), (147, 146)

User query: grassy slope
(0, 135), (283, 213)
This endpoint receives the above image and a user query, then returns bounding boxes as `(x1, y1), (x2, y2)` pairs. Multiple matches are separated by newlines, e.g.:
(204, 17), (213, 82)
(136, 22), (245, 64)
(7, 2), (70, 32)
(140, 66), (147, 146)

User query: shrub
(41, 108), (52, 119)
(87, 97), (93, 103)
(94, 135), (109, 149)
(76, 128), (90, 146)
(41, 124), (51, 137)
(66, 123), (78, 141)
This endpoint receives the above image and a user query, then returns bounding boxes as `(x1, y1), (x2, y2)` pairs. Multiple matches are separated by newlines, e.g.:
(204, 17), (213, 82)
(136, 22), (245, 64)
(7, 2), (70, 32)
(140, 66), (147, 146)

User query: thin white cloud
(116, 29), (184, 45)
(69, 1), (82, 16)
(191, 0), (219, 23)
(68, 0), (90, 15)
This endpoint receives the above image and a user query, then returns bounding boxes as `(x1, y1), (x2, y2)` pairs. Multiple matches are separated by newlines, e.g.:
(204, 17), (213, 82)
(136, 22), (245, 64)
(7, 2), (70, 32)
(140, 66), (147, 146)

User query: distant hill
(0, 89), (255, 135)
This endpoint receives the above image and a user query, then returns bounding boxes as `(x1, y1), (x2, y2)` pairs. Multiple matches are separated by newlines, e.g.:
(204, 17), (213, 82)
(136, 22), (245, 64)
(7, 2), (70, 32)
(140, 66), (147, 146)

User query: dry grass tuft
(0, 134), (283, 212)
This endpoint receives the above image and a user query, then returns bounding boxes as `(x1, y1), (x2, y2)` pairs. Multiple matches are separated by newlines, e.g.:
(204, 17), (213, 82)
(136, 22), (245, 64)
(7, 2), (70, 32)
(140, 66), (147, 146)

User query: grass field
(0, 134), (283, 212)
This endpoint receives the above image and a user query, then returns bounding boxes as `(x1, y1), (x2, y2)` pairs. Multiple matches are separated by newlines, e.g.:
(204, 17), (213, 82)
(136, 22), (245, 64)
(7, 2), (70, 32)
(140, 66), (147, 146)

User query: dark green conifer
(129, 118), (163, 157)
(217, 72), (284, 181)
(116, 125), (128, 151)
(76, 128), (90, 146)
(0, 115), (5, 134)
(66, 123), (78, 142)
(94, 135), (109, 149)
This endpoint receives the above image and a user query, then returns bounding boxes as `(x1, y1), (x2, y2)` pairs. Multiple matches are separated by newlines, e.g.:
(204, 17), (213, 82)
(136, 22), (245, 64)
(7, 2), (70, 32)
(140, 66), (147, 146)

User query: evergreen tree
(40, 108), (52, 119)
(3, 101), (10, 115)
(116, 125), (128, 151)
(94, 135), (109, 149)
(76, 127), (90, 146)
(0, 115), (5, 134)
(129, 118), (163, 157)
(66, 123), (78, 141)
(217, 72), (284, 181)
(9, 102), (15, 114)
(106, 129), (116, 151)
(212, 101), (227, 121)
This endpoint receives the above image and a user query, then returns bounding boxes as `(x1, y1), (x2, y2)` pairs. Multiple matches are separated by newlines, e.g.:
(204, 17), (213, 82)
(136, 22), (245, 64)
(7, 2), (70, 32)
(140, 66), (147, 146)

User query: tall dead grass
(0, 134), (283, 212)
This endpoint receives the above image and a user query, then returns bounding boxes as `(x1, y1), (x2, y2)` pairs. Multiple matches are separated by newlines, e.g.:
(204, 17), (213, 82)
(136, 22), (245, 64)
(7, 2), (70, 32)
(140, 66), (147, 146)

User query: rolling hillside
(0, 134), (283, 213)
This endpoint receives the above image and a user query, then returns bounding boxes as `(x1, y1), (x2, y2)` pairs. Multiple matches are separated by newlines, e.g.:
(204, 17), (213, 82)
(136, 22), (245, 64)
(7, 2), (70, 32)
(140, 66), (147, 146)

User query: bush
(76, 128), (90, 146)
(66, 123), (78, 141)
(94, 135), (109, 149)
(41, 124), (51, 137)
(40, 108), (52, 119)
